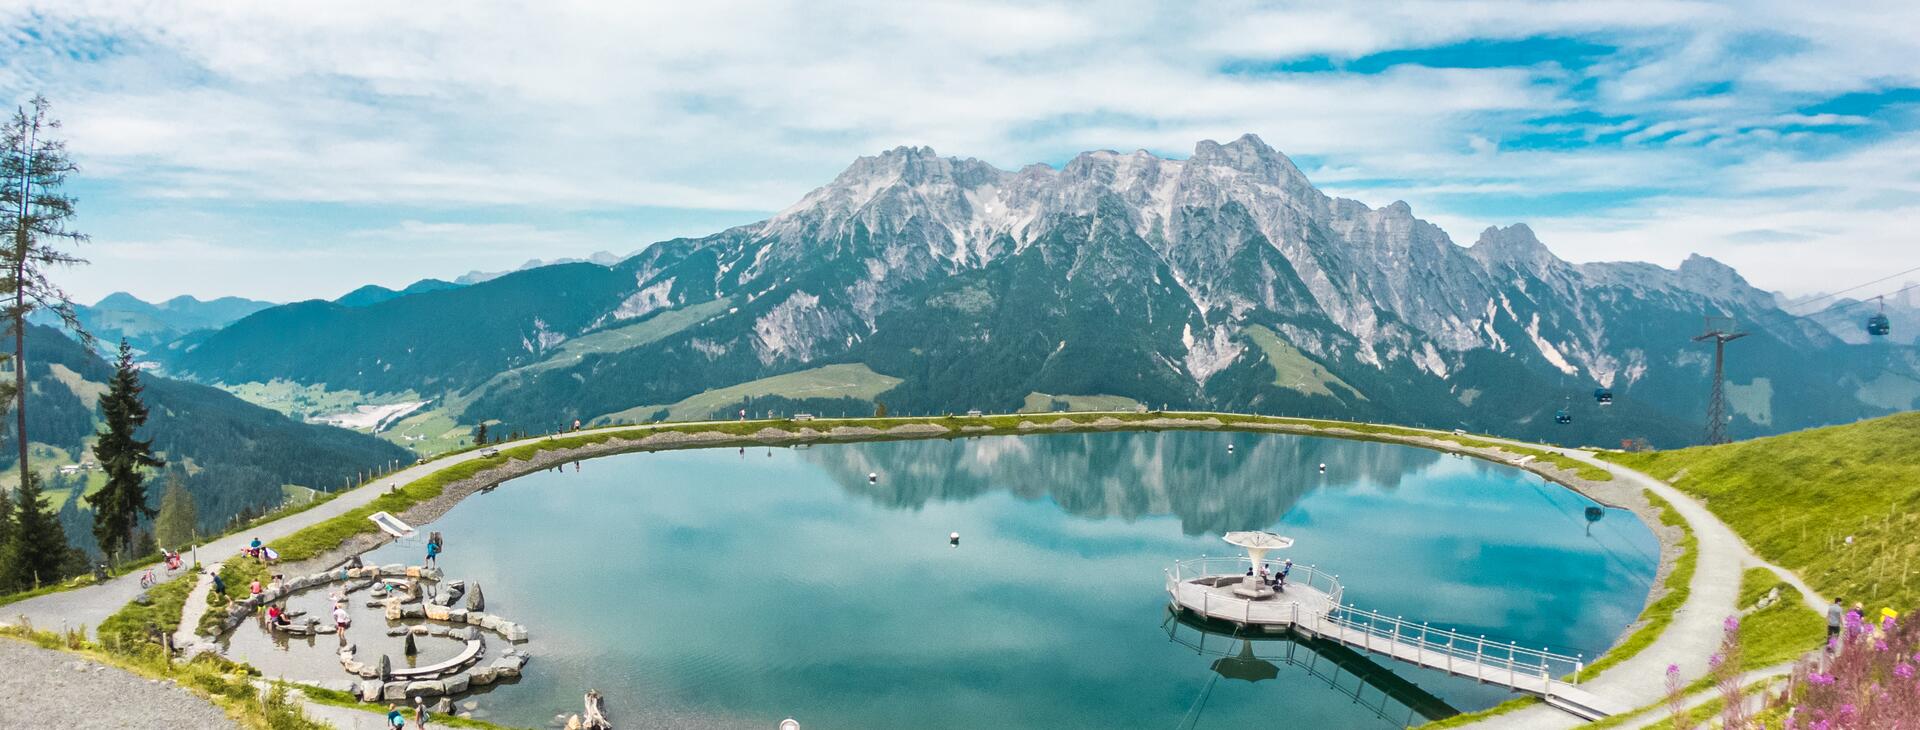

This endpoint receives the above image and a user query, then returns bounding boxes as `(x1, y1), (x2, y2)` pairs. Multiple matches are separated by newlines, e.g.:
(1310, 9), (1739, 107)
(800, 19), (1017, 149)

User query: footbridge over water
(1165, 557), (1626, 721)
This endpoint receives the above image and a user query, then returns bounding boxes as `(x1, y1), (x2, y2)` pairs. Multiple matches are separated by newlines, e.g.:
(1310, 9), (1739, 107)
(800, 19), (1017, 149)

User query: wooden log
(583, 689), (611, 729)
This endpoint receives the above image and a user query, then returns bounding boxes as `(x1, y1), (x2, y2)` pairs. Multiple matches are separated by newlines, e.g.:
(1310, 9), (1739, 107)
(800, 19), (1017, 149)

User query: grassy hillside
(595, 363), (903, 423)
(1244, 324), (1365, 402)
(1019, 392), (1143, 413)
(2, 325), (412, 543)
(1603, 410), (1920, 611)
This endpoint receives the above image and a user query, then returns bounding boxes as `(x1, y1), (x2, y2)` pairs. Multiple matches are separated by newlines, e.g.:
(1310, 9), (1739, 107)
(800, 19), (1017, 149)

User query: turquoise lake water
(353, 430), (1659, 728)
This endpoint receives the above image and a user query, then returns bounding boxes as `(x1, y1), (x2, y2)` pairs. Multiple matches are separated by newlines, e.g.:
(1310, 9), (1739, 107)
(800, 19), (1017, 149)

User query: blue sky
(2, 1), (1917, 302)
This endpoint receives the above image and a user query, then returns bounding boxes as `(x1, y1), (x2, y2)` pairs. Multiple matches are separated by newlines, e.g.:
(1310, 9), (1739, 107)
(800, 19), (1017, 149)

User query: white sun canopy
(1222, 531), (1294, 551)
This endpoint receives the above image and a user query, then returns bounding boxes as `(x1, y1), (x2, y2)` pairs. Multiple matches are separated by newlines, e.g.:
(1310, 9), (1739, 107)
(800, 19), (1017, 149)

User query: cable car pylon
(1693, 316), (1747, 445)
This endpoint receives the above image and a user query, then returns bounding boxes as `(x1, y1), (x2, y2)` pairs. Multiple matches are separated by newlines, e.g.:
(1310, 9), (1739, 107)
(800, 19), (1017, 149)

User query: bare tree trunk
(12, 286), (23, 493)
(12, 116), (35, 496)
(12, 200), (27, 497)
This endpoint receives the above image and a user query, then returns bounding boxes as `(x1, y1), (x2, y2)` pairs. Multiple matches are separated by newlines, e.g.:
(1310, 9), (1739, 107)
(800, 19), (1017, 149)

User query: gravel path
(1466, 444), (1824, 728)
(0, 637), (237, 729)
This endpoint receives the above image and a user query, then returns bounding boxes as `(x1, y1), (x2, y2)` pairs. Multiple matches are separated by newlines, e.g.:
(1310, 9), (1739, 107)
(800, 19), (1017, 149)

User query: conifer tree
(474, 422), (488, 446)
(6, 471), (69, 590)
(88, 339), (162, 561)
(153, 471), (196, 550)
(54, 487), (95, 557)
(2, 95), (90, 493)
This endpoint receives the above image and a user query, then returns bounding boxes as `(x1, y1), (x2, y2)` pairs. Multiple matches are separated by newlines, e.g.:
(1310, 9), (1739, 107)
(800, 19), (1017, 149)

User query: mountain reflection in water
(804, 430), (1443, 534)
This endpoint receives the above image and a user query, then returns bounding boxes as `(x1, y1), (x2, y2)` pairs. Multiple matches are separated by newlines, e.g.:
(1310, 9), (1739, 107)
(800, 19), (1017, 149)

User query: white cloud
(0, 0), (1916, 299)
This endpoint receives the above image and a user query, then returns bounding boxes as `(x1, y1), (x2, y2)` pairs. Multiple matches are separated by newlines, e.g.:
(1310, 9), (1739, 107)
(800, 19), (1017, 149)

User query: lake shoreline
(281, 413), (1680, 623)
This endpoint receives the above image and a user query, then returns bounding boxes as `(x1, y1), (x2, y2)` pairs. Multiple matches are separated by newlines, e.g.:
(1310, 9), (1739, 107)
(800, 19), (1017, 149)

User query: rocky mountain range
(160, 135), (1920, 447)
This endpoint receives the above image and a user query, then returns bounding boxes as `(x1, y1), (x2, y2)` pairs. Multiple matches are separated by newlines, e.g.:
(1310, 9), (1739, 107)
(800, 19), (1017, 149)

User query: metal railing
(1166, 556), (1345, 605)
(1316, 603), (1585, 687)
(1165, 555), (1586, 693)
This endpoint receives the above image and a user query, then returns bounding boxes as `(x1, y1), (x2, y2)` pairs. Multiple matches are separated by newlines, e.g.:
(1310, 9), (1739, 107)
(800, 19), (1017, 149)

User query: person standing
(414, 696), (429, 729)
(425, 539), (440, 569)
(333, 603), (351, 646)
(386, 704), (405, 728)
(1827, 597), (1846, 642)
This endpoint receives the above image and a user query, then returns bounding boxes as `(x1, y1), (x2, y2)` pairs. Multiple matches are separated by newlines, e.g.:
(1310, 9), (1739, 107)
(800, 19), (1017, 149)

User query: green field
(1018, 392), (1143, 413)
(46, 362), (108, 404)
(466, 297), (735, 401)
(1244, 325), (1365, 402)
(524, 297), (732, 375)
(1603, 410), (1920, 612)
(222, 379), (419, 423)
(597, 363), (903, 423)
(379, 406), (474, 455)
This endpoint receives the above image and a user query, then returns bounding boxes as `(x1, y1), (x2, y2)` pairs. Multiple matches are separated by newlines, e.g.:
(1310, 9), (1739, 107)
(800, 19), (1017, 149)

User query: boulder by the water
(403, 633), (418, 656)
(377, 654), (391, 682)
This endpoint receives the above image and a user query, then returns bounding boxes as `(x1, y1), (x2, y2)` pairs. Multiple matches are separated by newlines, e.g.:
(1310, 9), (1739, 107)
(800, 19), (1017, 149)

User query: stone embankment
(209, 561), (532, 710)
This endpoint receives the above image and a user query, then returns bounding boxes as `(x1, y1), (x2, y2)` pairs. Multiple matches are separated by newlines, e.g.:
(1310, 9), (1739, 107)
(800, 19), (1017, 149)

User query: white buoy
(950, 532), (960, 546)
(1318, 463), (1326, 473)
(780, 719), (801, 730)
(868, 472), (878, 483)
(1227, 444), (1235, 453)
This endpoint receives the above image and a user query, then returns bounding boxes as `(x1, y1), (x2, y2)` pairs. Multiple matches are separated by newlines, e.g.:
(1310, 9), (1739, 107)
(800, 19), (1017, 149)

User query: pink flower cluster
(1784, 608), (1920, 729)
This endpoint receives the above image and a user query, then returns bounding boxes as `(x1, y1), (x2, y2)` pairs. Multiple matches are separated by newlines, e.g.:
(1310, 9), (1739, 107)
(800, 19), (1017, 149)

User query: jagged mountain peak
(1468, 224), (1558, 268)
(1191, 133), (1294, 172)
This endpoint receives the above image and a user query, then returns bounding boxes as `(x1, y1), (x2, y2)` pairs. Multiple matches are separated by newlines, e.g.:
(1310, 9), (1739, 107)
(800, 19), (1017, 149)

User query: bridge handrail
(1167, 556), (1344, 605)
(1320, 603), (1585, 682)
(1164, 556), (1586, 687)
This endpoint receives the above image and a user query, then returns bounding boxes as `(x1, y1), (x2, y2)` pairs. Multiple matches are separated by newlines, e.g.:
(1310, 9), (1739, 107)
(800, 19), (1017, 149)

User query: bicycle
(139, 569), (158, 588)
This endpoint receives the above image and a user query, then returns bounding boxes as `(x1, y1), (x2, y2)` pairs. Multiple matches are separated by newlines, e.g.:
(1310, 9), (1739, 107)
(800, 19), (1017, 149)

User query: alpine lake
(223, 429), (1658, 729)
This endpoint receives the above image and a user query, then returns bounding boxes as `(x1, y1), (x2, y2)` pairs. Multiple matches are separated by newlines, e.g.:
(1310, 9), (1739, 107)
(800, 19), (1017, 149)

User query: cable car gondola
(1868, 296), (1892, 337)
(1554, 396), (1573, 425)
(1593, 387), (1613, 405)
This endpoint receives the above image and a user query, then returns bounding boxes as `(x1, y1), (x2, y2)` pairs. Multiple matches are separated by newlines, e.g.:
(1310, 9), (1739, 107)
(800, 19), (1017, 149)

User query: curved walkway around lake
(0, 410), (1826, 728)
(1457, 441), (1824, 729)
